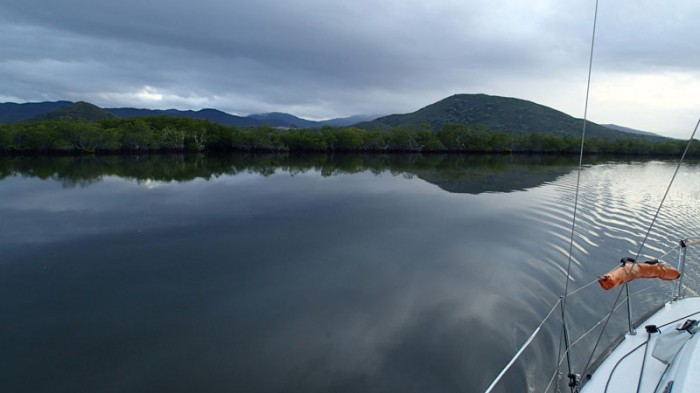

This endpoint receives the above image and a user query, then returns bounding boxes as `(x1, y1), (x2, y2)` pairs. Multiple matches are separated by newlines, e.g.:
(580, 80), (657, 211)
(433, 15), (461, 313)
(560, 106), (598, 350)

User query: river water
(1, 154), (698, 392)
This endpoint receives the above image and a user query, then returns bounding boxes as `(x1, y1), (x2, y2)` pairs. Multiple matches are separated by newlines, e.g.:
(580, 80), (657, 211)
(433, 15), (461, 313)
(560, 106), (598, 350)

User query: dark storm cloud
(0, 0), (698, 135)
(0, 1), (559, 94)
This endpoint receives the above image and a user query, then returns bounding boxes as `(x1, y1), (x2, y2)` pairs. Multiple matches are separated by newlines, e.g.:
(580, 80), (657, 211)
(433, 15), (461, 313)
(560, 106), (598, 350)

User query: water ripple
(509, 161), (700, 392)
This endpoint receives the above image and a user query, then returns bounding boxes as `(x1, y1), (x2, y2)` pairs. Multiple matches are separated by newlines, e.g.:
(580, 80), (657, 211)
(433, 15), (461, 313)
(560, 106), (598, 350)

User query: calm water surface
(1, 154), (699, 392)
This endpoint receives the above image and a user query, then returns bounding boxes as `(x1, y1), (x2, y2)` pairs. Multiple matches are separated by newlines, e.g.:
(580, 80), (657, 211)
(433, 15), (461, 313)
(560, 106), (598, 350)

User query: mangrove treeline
(0, 116), (697, 156)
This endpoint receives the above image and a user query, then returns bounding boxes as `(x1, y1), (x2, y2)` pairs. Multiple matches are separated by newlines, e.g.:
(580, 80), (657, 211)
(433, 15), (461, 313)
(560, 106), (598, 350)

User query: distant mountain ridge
(0, 101), (378, 129)
(247, 112), (320, 128)
(602, 124), (662, 138)
(107, 107), (260, 127)
(30, 101), (117, 122)
(0, 96), (667, 140)
(0, 101), (73, 123)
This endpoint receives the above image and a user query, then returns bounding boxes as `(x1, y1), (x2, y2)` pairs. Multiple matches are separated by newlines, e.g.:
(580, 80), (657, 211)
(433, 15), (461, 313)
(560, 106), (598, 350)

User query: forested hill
(0, 95), (669, 141)
(360, 94), (655, 140)
(107, 107), (259, 127)
(0, 101), (73, 123)
(0, 101), (376, 128)
(31, 101), (117, 121)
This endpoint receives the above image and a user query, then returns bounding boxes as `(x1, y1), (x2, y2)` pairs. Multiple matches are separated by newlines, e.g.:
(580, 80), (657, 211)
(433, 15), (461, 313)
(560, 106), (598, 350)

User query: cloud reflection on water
(0, 154), (698, 392)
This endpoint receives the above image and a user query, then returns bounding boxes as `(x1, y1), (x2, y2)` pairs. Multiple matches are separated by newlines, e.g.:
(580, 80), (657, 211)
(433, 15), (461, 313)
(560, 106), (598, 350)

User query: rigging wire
(483, 298), (562, 393)
(562, 0), (599, 306)
(487, 276), (599, 392)
(550, 322), (565, 393)
(545, 283), (664, 392)
(578, 123), (700, 380)
(632, 117), (700, 262)
(581, 283), (626, 375)
(559, 1), (600, 390)
(483, 0), (697, 386)
(567, 279), (600, 297)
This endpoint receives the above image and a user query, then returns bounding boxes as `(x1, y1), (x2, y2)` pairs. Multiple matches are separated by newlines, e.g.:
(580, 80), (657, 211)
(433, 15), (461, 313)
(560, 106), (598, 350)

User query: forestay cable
(560, 1), (600, 390)
(562, 0), (599, 313)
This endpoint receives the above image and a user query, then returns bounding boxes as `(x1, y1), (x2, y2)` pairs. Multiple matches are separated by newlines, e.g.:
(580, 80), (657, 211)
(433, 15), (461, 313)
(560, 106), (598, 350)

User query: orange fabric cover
(598, 262), (680, 290)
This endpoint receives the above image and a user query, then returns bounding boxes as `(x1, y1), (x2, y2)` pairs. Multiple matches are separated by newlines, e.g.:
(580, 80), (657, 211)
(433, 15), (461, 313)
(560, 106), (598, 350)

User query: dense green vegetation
(359, 94), (648, 140)
(0, 100), (371, 128)
(0, 116), (697, 156)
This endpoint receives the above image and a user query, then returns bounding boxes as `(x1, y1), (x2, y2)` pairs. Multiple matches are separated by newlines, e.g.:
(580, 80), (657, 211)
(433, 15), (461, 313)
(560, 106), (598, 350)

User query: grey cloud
(592, 0), (700, 71)
(0, 0), (698, 134)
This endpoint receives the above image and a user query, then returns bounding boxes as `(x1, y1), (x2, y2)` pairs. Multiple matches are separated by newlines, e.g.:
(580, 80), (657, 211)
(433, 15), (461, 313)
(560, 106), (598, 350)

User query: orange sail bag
(598, 260), (680, 290)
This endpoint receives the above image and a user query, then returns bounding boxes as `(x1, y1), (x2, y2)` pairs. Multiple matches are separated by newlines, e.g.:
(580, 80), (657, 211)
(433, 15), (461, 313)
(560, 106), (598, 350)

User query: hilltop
(0, 101), (73, 123)
(106, 107), (259, 127)
(0, 101), (377, 129)
(0, 95), (670, 141)
(359, 94), (662, 140)
(30, 101), (117, 122)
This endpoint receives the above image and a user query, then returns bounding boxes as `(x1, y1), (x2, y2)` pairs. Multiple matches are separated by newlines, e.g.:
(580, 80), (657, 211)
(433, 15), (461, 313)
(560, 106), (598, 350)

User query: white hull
(581, 297), (700, 393)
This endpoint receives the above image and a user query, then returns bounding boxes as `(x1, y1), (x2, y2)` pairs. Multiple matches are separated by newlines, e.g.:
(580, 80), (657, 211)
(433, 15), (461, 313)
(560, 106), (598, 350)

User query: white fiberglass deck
(581, 297), (700, 393)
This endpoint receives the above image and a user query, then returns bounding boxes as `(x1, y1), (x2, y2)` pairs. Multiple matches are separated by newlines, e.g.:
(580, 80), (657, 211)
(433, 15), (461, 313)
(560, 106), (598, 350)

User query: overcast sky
(1, 0), (698, 138)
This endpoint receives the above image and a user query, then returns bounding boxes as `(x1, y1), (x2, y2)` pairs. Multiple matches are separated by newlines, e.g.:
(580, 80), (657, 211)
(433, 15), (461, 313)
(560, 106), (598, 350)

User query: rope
(657, 242), (683, 261)
(570, 284), (656, 353)
(569, 298), (628, 350)
(636, 332), (652, 393)
(579, 282), (664, 377)
(544, 366), (561, 393)
(544, 294), (628, 392)
(545, 281), (639, 392)
(550, 281), (611, 392)
(525, 249), (682, 391)
(546, 288), (630, 391)
(657, 309), (700, 329)
(567, 279), (600, 297)
(484, 298), (562, 393)
(544, 281), (599, 393)
(582, 284), (625, 374)
(604, 341), (649, 393)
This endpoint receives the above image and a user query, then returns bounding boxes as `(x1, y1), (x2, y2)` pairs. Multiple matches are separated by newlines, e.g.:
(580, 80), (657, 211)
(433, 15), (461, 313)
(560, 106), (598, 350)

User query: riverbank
(1, 116), (696, 156)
